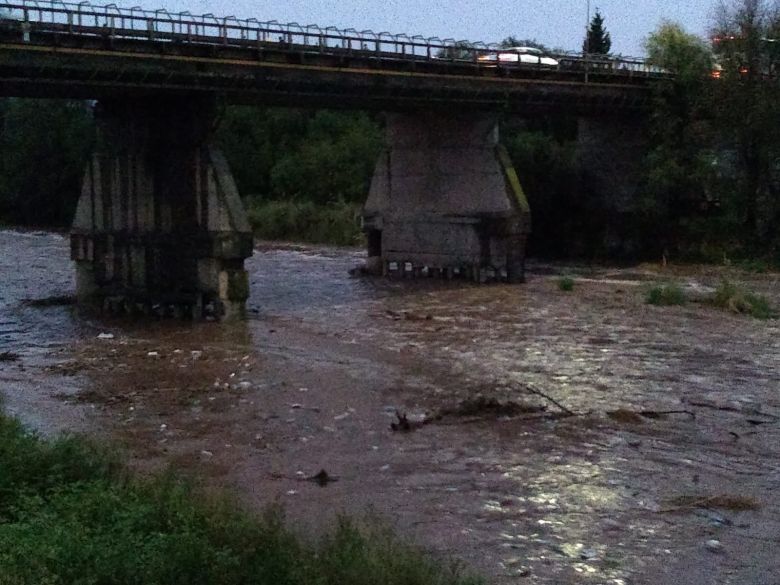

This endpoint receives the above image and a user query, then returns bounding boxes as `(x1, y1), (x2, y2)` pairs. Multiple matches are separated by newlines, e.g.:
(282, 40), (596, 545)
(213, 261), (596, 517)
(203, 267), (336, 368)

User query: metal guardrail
(0, 0), (669, 79)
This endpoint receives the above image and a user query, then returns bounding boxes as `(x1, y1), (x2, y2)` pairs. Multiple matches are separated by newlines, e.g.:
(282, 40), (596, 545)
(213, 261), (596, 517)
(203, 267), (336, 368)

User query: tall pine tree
(583, 9), (612, 55)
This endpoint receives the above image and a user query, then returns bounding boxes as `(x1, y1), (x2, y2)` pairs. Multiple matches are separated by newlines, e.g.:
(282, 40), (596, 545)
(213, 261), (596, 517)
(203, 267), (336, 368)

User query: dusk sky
(130, 0), (714, 57)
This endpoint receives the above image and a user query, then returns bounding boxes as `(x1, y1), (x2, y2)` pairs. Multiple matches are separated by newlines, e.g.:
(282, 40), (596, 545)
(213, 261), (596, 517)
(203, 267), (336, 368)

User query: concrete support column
(70, 97), (253, 319)
(362, 112), (531, 283)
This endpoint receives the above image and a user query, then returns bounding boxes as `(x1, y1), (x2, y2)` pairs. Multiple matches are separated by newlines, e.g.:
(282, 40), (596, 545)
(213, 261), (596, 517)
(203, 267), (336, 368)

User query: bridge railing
(0, 0), (668, 79)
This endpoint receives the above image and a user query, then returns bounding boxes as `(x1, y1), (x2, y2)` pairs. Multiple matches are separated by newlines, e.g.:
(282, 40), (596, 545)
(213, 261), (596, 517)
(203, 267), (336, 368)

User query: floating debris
(23, 295), (76, 307)
(306, 469), (338, 487)
(437, 395), (546, 419)
(664, 494), (760, 512)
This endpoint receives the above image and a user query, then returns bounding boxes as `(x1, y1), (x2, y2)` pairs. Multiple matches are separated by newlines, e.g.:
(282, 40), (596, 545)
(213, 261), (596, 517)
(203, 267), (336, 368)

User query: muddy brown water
(2, 228), (780, 584)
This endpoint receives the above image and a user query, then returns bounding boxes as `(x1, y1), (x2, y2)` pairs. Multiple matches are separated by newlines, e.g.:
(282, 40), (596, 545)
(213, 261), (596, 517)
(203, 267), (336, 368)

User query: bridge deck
(0, 1), (664, 111)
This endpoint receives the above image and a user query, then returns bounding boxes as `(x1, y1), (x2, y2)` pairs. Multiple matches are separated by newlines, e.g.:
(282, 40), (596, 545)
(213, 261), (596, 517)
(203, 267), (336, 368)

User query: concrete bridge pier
(362, 112), (531, 283)
(70, 97), (253, 319)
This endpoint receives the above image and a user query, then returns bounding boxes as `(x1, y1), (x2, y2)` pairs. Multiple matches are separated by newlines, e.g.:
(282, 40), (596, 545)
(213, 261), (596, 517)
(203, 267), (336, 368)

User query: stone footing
(381, 260), (517, 283)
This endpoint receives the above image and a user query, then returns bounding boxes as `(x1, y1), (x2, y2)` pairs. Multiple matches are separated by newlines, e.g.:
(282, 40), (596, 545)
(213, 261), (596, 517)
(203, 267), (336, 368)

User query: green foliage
(0, 415), (122, 514)
(708, 0), (780, 250)
(645, 21), (714, 79)
(736, 258), (770, 273)
(217, 108), (382, 206)
(584, 9), (612, 54)
(646, 283), (687, 306)
(499, 37), (550, 52)
(503, 127), (587, 257)
(0, 99), (93, 226)
(217, 108), (382, 244)
(313, 517), (482, 585)
(248, 199), (363, 246)
(641, 22), (718, 259)
(711, 279), (776, 318)
(557, 276), (575, 291)
(0, 411), (482, 585)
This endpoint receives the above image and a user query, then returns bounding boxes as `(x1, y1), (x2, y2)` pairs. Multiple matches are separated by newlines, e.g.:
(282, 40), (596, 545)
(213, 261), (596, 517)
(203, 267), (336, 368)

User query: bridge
(0, 1), (661, 318)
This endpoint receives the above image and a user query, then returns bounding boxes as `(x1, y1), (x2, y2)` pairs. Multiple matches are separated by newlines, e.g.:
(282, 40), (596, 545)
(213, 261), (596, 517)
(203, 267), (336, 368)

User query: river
(2, 228), (780, 584)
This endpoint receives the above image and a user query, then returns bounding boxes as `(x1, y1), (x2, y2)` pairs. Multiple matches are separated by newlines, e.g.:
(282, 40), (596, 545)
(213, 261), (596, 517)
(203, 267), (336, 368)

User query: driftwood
(524, 384), (576, 417)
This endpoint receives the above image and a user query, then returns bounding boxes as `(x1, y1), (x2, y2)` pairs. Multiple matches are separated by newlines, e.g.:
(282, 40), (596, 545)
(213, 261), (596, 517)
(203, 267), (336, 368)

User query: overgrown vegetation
(642, 0), (780, 264)
(217, 109), (383, 207)
(557, 276), (575, 291)
(248, 199), (363, 246)
(711, 279), (776, 318)
(0, 411), (481, 585)
(646, 283), (687, 306)
(0, 99), (93, 227)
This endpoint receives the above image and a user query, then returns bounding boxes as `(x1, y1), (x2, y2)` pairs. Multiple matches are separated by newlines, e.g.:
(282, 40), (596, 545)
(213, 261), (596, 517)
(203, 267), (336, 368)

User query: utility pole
(584, 0), (591, 82)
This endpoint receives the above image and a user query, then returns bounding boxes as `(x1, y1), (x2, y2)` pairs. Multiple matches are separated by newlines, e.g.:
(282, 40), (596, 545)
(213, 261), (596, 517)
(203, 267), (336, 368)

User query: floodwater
(2, 228), (780, 584)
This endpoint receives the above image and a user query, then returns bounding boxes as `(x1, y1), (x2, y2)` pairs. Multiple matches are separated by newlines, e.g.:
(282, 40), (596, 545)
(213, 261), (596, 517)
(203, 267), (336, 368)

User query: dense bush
(0, 99), (93, 227)
(557, 276), (575, 291)
(221, 108), (380, 246)
(218, 108), (383, 206)
(502, 126), (586, 257)
(711, 280), (776, 319)
(247, 199), (363, 246)
(645, 283), (687, 306)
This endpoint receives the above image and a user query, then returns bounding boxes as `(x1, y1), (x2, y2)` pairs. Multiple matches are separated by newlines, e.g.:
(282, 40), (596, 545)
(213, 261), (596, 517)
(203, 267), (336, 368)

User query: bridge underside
(70, 97), (253, 319)
(362, 113), (530, 282)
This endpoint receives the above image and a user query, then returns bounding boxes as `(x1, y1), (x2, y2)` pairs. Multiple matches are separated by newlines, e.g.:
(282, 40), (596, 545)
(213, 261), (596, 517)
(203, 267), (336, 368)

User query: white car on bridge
(478, 46), (559, 68)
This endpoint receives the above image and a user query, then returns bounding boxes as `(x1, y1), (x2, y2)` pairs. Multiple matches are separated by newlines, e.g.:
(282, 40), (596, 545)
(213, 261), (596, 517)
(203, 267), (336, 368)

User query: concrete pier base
(362, 112), (530, 283)
(70, 98), (252, 319)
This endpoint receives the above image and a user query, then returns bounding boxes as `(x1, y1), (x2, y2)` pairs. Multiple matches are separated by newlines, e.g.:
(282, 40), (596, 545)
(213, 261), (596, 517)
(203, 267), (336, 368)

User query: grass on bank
(0, 412), (482, 585)
(711, 280), (777, 320)
(557, 276), (575, 292)
(247, 199), (363, 247)
(645, 283), (687, 306)
(644, 279), (776, 319)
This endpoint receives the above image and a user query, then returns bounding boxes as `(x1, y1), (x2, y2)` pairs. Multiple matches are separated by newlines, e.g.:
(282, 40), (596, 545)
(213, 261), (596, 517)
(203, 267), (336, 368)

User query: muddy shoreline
(2, 229), (779, 584)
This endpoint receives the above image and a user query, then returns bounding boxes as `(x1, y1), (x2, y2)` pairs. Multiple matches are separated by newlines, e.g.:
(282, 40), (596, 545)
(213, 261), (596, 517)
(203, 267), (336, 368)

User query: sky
(130, 0), (715, 57)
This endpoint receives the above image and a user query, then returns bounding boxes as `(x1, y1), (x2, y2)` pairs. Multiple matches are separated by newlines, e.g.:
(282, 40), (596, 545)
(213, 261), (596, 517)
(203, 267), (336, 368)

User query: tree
(268, 110), (382, 205)
(642, 22), (717, 258)
(583, 9), (612, 54)
(0, 99), (93, 227)
(710, 0), (780, 249)
(499, 37), (550, 52)
(217, 107), (382, 205)
(646, 21), (714, 78)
